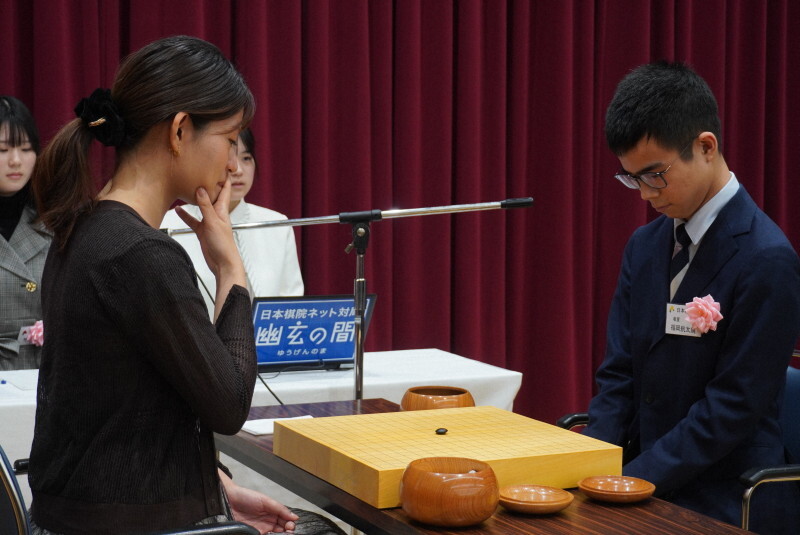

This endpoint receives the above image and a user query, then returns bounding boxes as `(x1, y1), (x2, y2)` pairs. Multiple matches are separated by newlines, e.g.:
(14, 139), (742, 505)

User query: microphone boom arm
(165, 197), (534, 235)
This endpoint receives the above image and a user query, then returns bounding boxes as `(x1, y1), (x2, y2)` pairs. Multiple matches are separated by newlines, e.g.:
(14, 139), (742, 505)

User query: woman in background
(162, 127), (304, 319)
(0, 96), (51, 370)
(28, 35), (299, 534)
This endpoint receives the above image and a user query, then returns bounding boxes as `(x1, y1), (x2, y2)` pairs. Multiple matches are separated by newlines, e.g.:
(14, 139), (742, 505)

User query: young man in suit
(584, 61), (800, 534)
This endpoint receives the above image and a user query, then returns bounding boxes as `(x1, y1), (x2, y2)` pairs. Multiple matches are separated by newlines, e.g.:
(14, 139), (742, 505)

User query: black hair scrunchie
(74, 88), (127, 147)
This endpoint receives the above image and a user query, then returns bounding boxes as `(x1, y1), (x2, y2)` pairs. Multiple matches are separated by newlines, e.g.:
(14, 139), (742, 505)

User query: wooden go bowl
(400, 386), (476, 411)
(400, 456), (499, 527)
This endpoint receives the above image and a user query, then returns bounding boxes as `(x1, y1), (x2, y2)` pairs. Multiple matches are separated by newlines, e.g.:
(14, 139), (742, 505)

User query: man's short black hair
(605, 61), (721, 158)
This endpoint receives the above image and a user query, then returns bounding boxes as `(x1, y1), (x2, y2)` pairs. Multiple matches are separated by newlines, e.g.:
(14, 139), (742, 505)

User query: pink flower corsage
(25, 320), (44, 347)
(684, 295), (723, 334)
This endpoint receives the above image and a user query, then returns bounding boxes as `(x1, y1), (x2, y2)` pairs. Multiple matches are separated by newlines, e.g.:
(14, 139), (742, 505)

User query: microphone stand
(167, 197), (533, 400)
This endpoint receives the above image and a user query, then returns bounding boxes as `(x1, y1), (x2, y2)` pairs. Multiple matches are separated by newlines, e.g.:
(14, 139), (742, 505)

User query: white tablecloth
(0, 348), (522, 504)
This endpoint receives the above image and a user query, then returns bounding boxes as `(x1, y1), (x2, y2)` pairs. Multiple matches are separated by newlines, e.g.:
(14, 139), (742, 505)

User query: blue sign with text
(252, 295), (377, 371)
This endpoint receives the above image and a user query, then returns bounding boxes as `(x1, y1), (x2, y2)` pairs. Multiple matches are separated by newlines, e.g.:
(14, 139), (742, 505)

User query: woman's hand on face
(175, 180), (244, 280)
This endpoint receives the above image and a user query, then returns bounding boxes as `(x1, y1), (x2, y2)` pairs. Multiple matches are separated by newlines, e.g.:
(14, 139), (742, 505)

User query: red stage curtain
(2, 0), (799, 423)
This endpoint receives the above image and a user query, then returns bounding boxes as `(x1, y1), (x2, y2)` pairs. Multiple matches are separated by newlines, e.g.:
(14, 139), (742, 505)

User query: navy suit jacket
(585, 186), (800, 533)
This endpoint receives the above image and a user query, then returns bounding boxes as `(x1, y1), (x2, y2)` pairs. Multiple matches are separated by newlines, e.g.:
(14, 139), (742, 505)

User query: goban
(273, 405), (621, 508)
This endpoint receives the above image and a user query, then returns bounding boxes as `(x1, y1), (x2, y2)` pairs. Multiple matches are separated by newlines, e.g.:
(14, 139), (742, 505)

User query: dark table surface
(215, 399), (748, 535)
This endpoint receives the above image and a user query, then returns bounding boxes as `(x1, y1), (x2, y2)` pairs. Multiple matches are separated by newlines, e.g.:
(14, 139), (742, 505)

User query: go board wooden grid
(273, 405), (621, 508)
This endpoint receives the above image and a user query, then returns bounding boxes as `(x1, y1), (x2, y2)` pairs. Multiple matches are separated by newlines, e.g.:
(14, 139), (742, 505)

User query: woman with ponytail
(26, 36), (330, 534)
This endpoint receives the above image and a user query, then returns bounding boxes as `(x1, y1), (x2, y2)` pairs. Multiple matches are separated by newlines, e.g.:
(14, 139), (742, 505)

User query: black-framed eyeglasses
(614, 138), (696, 190)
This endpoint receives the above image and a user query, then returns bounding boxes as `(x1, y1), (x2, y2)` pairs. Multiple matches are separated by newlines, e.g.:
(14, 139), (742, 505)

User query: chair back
(783, 366), (800, 463)
(0, 444), (30, 535)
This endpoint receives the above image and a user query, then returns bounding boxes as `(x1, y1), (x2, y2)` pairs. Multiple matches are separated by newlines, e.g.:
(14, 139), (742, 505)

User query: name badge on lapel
(665, 303), (701, 337)
(18, 326), (34, 346)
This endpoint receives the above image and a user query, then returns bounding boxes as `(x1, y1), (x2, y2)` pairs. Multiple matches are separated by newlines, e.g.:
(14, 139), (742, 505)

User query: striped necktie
(669, 224), (691, 298)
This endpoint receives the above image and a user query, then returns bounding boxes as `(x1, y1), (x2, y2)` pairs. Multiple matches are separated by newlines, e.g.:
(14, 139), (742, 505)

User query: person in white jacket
(161, 127), (304, 319)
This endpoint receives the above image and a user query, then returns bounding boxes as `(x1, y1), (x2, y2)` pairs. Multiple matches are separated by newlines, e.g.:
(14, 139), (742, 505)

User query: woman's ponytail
(32, 118), (95, 249)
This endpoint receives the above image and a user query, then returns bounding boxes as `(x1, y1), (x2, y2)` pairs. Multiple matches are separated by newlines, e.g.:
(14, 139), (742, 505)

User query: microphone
(501, 197), (534, 209)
